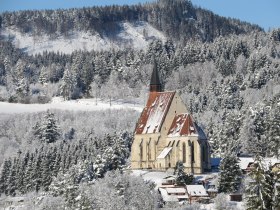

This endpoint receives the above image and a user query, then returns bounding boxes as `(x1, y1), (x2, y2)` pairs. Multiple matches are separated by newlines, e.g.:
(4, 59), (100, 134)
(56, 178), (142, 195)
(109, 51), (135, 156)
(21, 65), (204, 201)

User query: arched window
(182, 143), (186, 163)
(191, 142), (195, 163)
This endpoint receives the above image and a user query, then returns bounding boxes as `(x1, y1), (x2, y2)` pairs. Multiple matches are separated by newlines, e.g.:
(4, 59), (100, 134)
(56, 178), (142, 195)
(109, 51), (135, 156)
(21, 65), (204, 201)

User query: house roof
(158, 188), (179, 202)
(186, 185), (208, 197)
(238, 157), (280, 170)
(166, 188), (187, 194)
(135, 91), (175, 134)
(167, 113), (207, 139)
(238, 157), (254, 170)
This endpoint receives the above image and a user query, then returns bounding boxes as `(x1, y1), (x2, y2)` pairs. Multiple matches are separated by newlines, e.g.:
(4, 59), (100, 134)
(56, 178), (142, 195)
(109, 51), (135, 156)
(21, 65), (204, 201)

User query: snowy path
(0, 97), (143, 114)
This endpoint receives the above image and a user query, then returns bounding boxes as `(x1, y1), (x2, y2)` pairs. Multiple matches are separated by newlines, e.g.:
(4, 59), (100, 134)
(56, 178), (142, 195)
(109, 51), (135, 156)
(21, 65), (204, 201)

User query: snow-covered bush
(213, 193), (231, 210)
(82, 170), (157, 210)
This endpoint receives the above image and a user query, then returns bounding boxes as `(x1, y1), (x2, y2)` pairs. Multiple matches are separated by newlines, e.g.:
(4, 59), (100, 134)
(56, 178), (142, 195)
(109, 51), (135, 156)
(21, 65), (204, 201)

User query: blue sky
(0, 0), (279, 31)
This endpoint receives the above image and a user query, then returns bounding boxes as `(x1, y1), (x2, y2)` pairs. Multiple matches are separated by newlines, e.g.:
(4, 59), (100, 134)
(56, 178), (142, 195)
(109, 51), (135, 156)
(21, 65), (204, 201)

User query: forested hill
(0, 0), (279, 207)
(0, 0), (262, 44)
(0, 0), (279, 159)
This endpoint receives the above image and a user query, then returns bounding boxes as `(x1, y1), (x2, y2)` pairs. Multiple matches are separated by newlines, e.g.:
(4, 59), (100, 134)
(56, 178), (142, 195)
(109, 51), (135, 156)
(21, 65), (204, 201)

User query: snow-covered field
(0, 97), (143, 114)
(1, 21), (166, 55)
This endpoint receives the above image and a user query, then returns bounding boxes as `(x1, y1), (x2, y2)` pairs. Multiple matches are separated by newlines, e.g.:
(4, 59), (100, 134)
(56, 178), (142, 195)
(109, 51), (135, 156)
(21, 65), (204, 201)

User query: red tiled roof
(167, 113), (197, 137)
(135, 91), (175, 134)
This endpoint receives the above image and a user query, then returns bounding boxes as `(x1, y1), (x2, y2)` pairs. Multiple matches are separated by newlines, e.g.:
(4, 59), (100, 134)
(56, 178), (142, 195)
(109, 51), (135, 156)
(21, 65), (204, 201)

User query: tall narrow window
(202, 145), (205, 162)
(182, 143), (186, 163)
(191, 142), (195, 163)
(148, 138), (151, 160)
(139, 139), (143, 160)
(204, 144), (208, 163)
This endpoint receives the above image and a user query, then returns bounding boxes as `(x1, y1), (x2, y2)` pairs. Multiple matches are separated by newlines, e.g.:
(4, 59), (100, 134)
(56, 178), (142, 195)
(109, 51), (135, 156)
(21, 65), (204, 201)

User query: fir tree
(218, 154), (242, 193)
(33, 110), (61, 143)
(23, 155), (34, 193)
(0, 159), (12, 195)
(174, 161), (194, 185)
(6, 158), (18, 196)
(245, 156), (272, 210)
(267, 102), (280, 158)
(41, 154), (53, 191)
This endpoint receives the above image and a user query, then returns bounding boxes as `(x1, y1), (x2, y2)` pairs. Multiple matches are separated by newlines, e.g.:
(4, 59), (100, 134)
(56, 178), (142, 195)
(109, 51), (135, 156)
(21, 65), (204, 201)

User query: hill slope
(0, 0), (262, 54)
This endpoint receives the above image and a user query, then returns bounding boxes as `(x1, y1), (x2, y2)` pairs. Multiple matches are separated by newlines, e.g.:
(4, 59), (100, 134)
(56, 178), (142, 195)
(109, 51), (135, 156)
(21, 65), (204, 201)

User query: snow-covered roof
(167, 113), (207, 139)
(263, 157), (280, 169)
(238, 157), (279, 170)
(166, 188), (187, 194)
(158, 188), (180, 202)
(186, 185), (208, 197)
(207, 188), (218, 192)
(135, 91), (175, 134)
(157, 147), (172, 159)
(177, 195), (189, 199)
(238, 157), (254, 170)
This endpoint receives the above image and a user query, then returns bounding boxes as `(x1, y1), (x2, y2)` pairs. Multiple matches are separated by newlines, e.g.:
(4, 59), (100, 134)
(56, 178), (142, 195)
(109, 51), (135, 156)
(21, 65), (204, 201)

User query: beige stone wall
(165, 136), (202, 173)
(164, 136), (211, 174)
(131, 133), (160, 169)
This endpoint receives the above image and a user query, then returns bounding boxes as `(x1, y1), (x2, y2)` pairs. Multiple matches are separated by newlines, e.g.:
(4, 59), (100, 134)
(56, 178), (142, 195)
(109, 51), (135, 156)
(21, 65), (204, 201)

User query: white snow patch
(186, 185), (208, 197)
(131, 170), (173, 187)
(157, 147), (172, 159)
(1, 21), (166, 55)
(0, 97), (143, 114)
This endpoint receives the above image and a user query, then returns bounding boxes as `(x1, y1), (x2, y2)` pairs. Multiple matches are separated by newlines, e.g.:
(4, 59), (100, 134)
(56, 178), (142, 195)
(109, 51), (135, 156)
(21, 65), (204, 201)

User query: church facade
(130, 66), (211, 174)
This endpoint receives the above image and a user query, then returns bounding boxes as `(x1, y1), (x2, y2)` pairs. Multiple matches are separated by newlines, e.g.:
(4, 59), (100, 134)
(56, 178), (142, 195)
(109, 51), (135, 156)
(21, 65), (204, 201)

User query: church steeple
(150, 61), (163, 92)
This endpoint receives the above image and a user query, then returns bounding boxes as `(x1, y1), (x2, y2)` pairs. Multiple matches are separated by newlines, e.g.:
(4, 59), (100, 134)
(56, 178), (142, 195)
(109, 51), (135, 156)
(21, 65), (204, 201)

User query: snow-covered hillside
(0, 97), (143, 114)
(1, 21), (166, 55)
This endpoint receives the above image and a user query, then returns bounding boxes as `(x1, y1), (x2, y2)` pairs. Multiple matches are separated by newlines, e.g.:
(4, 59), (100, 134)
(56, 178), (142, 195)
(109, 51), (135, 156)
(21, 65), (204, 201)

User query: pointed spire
(150, 60), (163, 92)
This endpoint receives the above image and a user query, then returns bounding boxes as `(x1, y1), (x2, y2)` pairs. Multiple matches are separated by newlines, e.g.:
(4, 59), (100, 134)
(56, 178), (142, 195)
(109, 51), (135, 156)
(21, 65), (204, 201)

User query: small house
(186, 185), (209, 203)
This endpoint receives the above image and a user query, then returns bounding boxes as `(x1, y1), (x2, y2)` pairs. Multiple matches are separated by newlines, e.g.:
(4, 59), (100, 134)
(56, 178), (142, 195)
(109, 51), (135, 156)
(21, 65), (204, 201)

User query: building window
(139, 139), (143, 160)
(202, 145), (205, 162)
(191, 142), (195, 163)
(148, 138), (152, 160)
(182, 143), (186, 163)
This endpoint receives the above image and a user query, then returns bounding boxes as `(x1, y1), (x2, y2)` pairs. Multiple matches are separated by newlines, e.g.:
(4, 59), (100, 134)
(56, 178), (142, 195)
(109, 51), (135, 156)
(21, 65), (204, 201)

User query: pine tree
(39, 66), (48, 85)
(60, 66), (77, 100)
(6, 158), (18, 196)
(33, 110), (61, 143)
(0, 159), (12, 195)
(174, 161), (194, 186)
(267, 102), (280, 158)
(41, 154), (52, 191)
(218, 154), (242, 193)
(50, 166), (80, 209)
(245, 156), (272, 210)
(23, 155), (34, 193)
(31, 154), (43, 192)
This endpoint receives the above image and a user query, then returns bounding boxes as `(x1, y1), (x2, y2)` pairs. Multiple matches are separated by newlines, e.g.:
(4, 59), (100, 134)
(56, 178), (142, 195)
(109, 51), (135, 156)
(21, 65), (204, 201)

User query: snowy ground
(131, 170), (173, 187)
(0, 97), (143, 114)
(1, 21), (166, 55)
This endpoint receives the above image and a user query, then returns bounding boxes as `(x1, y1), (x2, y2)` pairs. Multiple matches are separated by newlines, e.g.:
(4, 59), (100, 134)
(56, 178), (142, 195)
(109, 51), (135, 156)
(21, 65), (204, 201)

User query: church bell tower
(150, 62), (163, 92)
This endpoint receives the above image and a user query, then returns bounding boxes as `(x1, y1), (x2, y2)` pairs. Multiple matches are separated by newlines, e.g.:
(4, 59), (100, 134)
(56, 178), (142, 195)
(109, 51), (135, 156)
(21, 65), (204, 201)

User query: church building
(131, 65), (211, 174)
